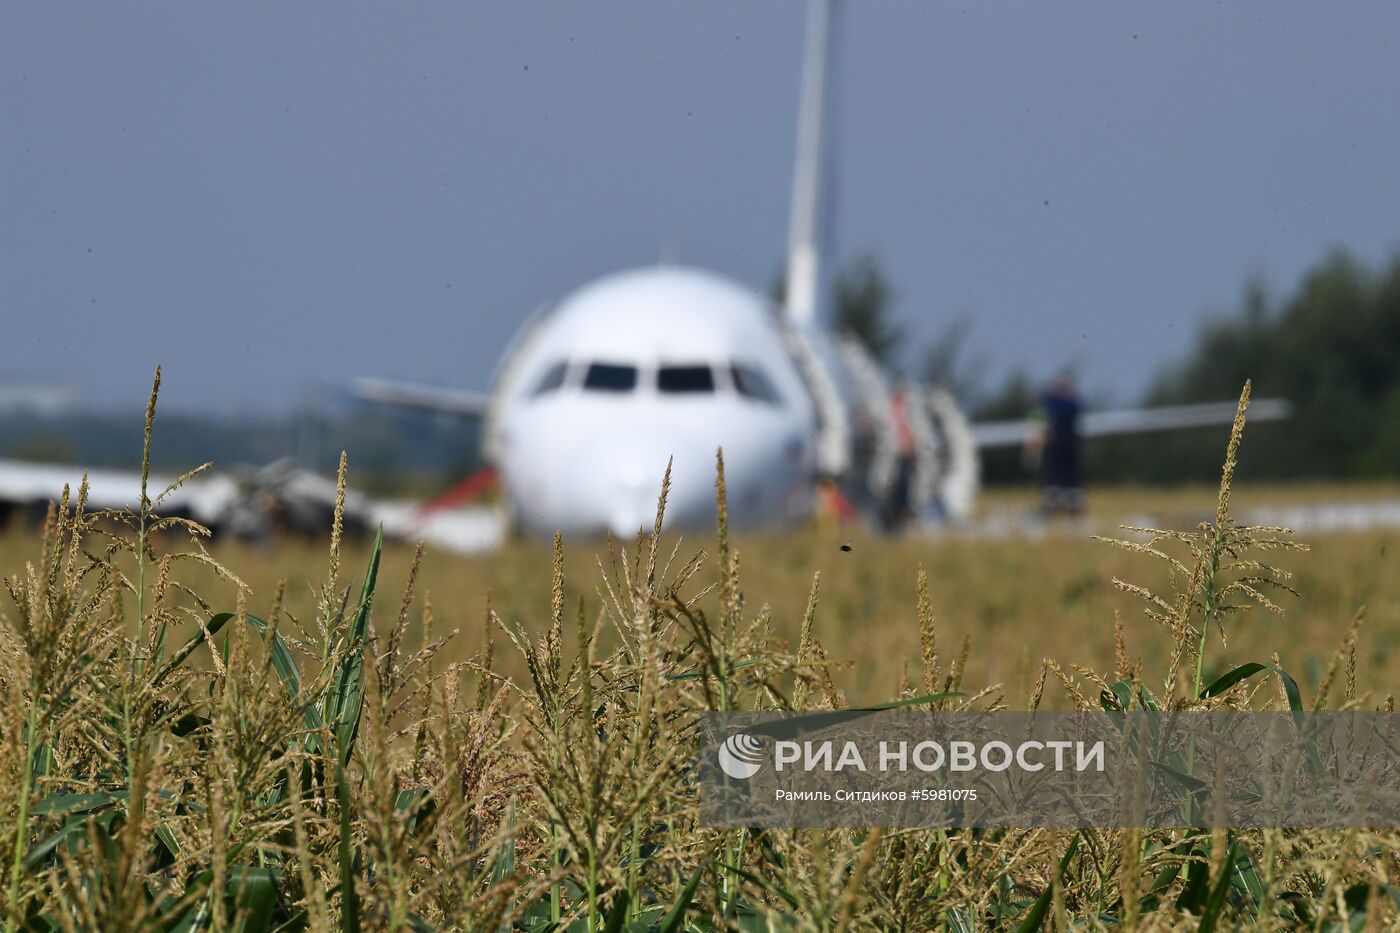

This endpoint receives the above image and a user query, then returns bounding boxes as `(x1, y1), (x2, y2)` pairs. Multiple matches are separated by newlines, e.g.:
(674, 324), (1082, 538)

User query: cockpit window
(531, 361), (568, 396)
(657, 365), (715, 394)
(583, 362), (637, 392)
(731, 363), (780, 404)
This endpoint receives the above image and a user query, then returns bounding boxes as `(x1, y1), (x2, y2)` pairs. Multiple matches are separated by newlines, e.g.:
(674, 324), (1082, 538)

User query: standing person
(1031, 373), (1084, 515)
(882, 384), (918, 531)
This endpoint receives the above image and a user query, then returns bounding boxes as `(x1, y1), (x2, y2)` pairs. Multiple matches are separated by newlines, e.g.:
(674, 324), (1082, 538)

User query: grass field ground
(6, 388), (1400, 929)
(23, 479), (1382, 713)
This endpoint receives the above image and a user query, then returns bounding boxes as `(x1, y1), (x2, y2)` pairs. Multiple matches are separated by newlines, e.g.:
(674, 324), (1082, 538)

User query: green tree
(832, 253), (903, 367)
(920, 316), (988, 404)
(1098, 249), (1400, 482)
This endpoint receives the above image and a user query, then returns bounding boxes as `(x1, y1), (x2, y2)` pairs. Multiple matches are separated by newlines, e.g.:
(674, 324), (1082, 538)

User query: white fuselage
(489, 267), (820, 538)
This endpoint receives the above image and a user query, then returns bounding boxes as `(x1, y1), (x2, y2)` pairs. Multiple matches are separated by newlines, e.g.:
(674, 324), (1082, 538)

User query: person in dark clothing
(1030, 374), (1084, 515)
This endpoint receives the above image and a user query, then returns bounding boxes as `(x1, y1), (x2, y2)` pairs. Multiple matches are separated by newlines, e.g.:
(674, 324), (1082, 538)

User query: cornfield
(2, 372), (1397, 931)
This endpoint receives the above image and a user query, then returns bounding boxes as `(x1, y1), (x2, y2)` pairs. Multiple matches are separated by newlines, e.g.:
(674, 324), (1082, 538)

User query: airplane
(0, 1), (1288, 549)
(352, 0), (1290, 542)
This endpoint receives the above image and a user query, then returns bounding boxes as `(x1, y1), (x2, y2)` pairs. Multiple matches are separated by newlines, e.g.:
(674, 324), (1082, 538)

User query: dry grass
(3, 373), (1399, 930)
(32, 490), (1388, 713)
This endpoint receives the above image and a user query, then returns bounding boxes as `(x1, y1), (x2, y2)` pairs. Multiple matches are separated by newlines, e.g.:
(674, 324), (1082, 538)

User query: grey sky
(4, 2), (1397, 414)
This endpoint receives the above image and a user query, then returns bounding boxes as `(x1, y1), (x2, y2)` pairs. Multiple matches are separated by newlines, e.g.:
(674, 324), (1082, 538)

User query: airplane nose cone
(606, 462), (658, 538)
(606, 449), (714, 538)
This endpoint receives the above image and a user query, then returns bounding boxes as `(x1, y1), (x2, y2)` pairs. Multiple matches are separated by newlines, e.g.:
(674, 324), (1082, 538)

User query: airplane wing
(0, 457), (239, 524)
(0, 456), (410, 541)
(0, 457), (171, 512)
(351, 377), (490, 417)
(970, 398), (1293, 449)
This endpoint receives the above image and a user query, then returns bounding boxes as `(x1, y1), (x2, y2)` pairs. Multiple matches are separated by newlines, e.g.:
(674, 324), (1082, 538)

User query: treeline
(8, 250), (1397, 492)
(838, 248), (1400, 485)
(1087, 250), (1400, 484)
(0, 408), (482, 496)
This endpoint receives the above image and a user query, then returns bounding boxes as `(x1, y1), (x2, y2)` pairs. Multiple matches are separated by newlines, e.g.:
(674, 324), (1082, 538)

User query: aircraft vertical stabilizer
(782, 0), (832, 326)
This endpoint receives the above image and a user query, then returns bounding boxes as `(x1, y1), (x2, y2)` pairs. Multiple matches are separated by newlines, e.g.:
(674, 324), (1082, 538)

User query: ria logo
(717, 732), (765, 779)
